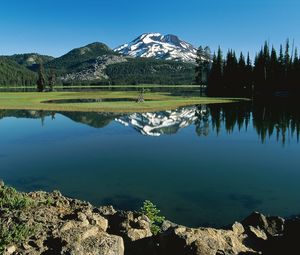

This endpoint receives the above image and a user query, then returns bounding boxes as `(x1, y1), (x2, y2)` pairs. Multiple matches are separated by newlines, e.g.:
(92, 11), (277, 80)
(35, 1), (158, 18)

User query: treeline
(198, 40), (300, 97)
(0, 57), (37, 86)
(106, 58), (195, 85)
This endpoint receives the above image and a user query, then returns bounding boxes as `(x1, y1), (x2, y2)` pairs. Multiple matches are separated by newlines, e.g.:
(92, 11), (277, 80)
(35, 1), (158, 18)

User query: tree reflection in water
(1, 99), (299, 145)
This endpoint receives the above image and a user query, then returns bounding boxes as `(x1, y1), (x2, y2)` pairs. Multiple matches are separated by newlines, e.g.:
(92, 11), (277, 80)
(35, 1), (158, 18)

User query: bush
(0, 221), (36, 253)
(0, 185), (34, 211)
(140, 200), (165, 235)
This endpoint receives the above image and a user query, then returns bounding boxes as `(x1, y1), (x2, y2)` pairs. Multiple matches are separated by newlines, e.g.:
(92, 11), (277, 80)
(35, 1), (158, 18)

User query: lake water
(0, 100), (300, 227)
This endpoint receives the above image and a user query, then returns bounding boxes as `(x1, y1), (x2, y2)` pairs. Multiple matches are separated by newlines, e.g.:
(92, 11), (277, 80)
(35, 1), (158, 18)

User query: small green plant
(39, 197), (54, 207)
(0, 221), (35, 253)
(0, 186), (34, 211)
(140, 200), (165, 235)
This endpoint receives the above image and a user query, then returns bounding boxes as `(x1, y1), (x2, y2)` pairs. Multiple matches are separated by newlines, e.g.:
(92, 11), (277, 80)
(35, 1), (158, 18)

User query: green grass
(0, 84), (203, 89)
(0, 91), (246, 113)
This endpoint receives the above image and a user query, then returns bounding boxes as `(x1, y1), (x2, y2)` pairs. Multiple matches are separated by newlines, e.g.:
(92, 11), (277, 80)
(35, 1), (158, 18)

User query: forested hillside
(45, 42), (118, 74)
(106, 58), (195, 85)
(6, 54), (54, 70)
(0, 41), (197, 87)
(0, 57), (37, 86)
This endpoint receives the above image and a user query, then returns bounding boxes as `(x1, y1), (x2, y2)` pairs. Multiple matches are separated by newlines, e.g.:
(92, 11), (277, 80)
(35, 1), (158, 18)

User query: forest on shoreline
(196, 40), (300, 97)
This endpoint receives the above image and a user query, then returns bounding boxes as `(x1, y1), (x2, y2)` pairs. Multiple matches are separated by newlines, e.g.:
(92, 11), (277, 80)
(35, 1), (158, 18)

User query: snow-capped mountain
(115, 106), (208, 136)
(114, 33), (198, 63)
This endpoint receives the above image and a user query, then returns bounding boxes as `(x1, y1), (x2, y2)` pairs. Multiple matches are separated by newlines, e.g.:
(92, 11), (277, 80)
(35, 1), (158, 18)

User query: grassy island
(0, 91), (246, 113)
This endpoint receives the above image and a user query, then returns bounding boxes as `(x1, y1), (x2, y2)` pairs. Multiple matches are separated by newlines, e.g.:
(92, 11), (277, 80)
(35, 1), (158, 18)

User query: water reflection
(0, 99), (299, 144)
(1, 100), (300, 227)
(116, 107), (206, 136)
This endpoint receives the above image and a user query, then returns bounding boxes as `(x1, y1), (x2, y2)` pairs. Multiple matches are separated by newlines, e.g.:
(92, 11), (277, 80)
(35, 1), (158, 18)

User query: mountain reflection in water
(1, 100), (299, 144)
(1, 99), (300, 227)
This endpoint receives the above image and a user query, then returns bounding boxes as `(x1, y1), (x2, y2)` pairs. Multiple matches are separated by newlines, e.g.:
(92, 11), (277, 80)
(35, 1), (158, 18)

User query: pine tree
(37, 63), (46, 92)
(207, 47), (223, 96)
(206, 40), (300, 97)
(195, 46), (205, 85)
(291, 48), (300, 94)
(246, 53), (253, 96)
(195, 46), (210, 86)
(48, 70), (56, 91)
(269, 46), (278, 92)
(284, 39), (290, 72)
(277, 44), (285, 90)
(238, 52), (247, 95)
(223, 50), (238, 95)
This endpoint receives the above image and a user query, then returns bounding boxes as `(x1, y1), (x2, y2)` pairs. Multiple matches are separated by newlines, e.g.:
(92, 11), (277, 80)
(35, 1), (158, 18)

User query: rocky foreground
(0, 184), (299, 255)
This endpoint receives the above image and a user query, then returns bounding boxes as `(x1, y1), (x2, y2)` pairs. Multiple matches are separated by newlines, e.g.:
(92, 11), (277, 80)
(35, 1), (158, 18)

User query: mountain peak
(114, 33), (198, 62)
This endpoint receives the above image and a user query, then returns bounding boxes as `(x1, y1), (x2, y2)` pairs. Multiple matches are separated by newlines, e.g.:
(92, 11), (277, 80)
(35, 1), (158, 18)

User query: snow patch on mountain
(114, 33), (199, 63)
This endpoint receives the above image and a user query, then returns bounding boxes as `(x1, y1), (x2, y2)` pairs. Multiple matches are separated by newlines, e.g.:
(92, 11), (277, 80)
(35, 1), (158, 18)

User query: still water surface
(0, 101), (299, 227)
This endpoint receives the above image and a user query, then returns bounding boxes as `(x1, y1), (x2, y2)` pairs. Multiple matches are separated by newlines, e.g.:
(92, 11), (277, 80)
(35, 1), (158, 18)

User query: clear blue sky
(1, 0), (300, 57)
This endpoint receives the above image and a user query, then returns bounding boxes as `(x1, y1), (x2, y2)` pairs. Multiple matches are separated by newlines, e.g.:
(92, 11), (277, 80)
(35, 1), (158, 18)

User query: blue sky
(1, 0), (300, 57)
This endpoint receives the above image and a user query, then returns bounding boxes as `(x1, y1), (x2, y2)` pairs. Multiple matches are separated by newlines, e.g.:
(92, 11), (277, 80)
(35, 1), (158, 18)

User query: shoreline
(0, 183), (298, 255)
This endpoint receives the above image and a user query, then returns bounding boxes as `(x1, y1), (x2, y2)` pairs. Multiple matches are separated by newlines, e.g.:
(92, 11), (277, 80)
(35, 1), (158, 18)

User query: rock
(5, 246), (16, 255)
(98, 205), (117, 216)
(61, 55), (127, 82)
(21, 243), (31, 250)
(242, 212), (284, 237)
(81, 226), (100, 240)
(161, 220), (179, 231)
(104, 211), (154, 255)
(60, 231), (124, 255)
(89, 213), (108, 231)
(60, 221), (77, 232)
(58, 221), (124, 255)
(1, 184), (298, 255)
(77, 212), (90, 227)
(158, 226), (253, 255)
(266, 216), (285, 236)
(127, 228), (152, 242)
(231, 222), (245, 236)
(107, 211), (152, 241)
(249, 226), (268, 240)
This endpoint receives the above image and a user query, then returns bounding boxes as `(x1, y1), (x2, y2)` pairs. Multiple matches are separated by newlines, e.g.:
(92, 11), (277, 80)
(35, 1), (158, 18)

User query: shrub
(140, 200), (165, 235)
(0, 186), (34, 211)
(0, 221), (36, 253)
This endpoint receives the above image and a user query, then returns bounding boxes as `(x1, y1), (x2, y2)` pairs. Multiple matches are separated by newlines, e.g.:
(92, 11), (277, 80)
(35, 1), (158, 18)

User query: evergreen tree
(206, 39), (300, 97)
(37, 63), (46, 92)
(48, 70), (56, 91)
(195, 46), (211, 85)
(237, 52), (247, 95)
(269, 46), (278, 92)
(290, 48), (300, 93)
(207, 47), (223, 96)
(195, 46), (205, 85)
(253, 49), (265, 94)
(284, 39), (290, 73)
(245, 53), (253, 95)
(223, 50), (238, 95)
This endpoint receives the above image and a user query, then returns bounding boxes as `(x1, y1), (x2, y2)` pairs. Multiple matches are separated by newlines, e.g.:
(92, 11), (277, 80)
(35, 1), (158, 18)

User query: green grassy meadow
(0, 91), (244, 113)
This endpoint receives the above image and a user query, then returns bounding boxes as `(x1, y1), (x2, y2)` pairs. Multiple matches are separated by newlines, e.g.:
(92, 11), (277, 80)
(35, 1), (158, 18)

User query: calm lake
(0, 100), (300, 227)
